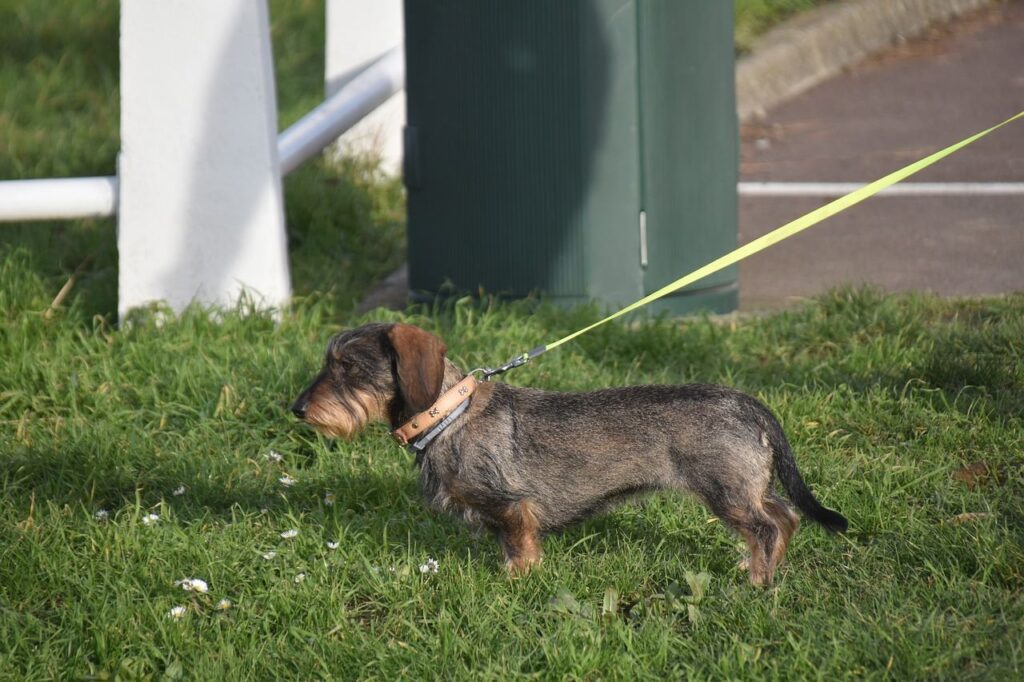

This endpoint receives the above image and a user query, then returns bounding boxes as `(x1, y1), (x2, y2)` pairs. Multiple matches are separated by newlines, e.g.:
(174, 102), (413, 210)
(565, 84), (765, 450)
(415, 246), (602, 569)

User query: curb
(736, 0), (993, 121)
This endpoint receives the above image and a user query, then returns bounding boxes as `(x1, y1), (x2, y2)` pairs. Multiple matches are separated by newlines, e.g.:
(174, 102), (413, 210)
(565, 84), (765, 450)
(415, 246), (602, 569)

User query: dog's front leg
(496, 500), (543, 575)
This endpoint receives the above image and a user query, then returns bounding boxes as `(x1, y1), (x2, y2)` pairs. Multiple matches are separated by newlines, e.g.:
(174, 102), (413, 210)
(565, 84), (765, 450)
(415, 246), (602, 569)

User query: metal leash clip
(473, 346), (548, 381)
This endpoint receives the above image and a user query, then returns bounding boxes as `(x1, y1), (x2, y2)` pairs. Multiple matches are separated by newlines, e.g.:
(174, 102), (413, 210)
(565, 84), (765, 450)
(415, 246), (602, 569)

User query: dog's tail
(763, 415), (848, 533)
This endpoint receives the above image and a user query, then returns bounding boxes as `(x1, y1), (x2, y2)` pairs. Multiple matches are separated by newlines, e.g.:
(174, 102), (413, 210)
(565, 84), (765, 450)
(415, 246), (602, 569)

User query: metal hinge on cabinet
(639, 210), (648, 268)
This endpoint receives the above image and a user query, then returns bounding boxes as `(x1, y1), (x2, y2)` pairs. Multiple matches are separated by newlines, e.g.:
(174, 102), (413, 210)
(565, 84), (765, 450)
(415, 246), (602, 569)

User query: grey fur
(292, 323), (847, 585)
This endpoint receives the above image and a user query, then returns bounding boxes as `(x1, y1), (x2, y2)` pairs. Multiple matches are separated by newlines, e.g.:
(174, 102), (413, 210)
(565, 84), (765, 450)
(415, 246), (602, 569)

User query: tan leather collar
(392, 375), (477, 446)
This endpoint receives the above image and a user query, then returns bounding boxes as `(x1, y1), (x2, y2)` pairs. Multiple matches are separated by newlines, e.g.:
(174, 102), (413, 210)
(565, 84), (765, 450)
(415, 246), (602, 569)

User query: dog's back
(444, 383), (774, 526)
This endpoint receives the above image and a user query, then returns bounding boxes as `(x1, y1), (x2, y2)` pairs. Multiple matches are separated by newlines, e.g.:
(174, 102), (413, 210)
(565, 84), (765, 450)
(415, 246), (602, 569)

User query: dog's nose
(291, 401), (307, 420)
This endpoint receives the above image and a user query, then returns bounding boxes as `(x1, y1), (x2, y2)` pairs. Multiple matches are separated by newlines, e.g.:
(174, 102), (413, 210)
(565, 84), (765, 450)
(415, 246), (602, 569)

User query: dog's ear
(386, 324), (448, 413)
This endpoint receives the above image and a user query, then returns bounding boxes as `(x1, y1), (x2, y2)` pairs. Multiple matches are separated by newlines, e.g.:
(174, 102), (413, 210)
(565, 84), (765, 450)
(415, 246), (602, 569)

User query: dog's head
(291, 323), (448, 438)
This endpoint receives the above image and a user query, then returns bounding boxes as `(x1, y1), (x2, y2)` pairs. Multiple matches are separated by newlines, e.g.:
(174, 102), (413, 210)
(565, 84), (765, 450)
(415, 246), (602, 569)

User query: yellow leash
(480, 110), (1024, 378)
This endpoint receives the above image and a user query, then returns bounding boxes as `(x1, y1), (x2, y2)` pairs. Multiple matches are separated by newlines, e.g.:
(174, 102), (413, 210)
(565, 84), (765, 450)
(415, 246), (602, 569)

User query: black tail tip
(815, 507), (849, 534)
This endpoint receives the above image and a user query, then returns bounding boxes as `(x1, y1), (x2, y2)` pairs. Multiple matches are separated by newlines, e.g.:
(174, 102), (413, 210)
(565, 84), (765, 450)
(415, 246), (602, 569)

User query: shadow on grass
(680, 288), (1024, 421)
(4, 437), (732, 571)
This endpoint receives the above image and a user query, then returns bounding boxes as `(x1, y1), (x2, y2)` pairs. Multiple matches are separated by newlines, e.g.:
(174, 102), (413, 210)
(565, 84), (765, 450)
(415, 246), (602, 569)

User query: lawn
(2, 0), (1023, 679)
(3, 275), (1023, 679)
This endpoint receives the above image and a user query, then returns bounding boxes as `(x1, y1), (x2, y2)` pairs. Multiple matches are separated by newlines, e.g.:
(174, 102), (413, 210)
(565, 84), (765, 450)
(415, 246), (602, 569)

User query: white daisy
(279, 474), (297, 487)
(326, 541), (340, 550)
(168, 606), (186, 620)
(262, 551), (277, 561)
(216, 598), (232, 611)
(266, 450), (284, 464)
(175, 578), (209, 594)
(172, 485), (186, 496)
(280, 529), (299, 540)
(94, 509), (110, 521)
(141, 513), (160, 526)
(294, 573), (306, 584)
(419, 557), (440, 574)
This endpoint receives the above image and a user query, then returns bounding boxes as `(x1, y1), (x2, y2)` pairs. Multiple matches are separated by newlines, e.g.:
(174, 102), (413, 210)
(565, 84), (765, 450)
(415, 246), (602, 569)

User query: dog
(291, 323), (847, 586)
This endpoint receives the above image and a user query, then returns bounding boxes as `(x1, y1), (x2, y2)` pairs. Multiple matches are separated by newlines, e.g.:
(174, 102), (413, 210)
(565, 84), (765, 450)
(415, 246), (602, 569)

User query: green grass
(734, 0), (833, 53)
(3, 1), (1023, 678)
(2, 268), (1023, 679)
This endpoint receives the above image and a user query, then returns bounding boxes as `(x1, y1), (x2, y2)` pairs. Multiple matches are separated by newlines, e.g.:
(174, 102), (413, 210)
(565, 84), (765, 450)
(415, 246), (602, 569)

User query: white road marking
(738, 182), (1024, 197)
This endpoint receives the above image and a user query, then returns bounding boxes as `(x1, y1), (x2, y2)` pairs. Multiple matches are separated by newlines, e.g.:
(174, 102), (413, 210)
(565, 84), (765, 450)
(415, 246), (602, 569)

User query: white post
(118, 0), (291, 321)
(325, 0), (405, 173)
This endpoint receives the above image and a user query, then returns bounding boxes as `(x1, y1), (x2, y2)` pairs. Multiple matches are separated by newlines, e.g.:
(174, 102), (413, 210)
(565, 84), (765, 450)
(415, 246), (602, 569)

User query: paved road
(738, 2), (1024, 310)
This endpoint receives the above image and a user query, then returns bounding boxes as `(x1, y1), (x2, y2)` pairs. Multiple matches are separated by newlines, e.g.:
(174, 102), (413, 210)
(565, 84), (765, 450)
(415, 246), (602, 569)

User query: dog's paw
(505, 555), (542, 577)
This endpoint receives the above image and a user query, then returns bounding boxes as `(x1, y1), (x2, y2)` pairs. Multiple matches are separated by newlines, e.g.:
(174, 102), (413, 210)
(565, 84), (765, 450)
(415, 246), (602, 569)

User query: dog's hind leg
(705, 497), (783, 587)
(763, 494), (800, 578)
(497, 500), (544, 575)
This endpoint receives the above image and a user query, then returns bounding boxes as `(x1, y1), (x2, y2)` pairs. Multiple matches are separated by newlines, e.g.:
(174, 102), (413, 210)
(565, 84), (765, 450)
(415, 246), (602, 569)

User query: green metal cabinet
(403, 0), (737, 314)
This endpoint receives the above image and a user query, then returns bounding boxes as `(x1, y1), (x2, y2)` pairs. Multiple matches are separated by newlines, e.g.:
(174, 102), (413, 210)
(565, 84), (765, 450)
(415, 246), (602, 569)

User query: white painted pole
(324, 0), (405, 173)
(118, 0), (291, 320)
(0, 177), (118, 221)
(279, 46), (405, 175)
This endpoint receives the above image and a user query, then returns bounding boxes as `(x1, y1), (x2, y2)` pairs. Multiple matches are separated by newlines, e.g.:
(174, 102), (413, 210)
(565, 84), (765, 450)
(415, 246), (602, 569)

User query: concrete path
(738, 2), (1024, 309)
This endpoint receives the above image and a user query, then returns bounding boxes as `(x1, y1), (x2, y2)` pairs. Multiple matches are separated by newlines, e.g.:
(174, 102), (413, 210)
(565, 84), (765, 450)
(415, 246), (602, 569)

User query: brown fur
(499, 500), (544, 574)
(292, 323), (847, 586)
(387, 324), (447, 413)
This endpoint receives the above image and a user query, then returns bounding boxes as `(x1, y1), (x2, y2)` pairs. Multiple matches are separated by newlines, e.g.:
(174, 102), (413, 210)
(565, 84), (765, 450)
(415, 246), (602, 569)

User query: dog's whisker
(305, 393), (361, 439)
